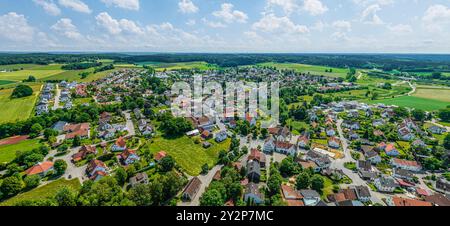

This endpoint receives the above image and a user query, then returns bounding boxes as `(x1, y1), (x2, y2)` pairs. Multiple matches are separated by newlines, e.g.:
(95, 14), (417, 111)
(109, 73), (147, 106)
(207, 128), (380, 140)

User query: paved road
(123, 111), (136, 137)
(48, 146), (87, 182)
(428, 119), (450, 132)
(53, 84), (61, 110)
(179, 164), (223, 206)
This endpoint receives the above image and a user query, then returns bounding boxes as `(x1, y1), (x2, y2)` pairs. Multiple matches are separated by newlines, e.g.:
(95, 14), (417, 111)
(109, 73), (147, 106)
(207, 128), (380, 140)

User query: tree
(279, 157), (296, 177)
(72, 135), (81, 147)
(296, 172), (310, 190)
(30, 123), (43, 138)
(6, 163), (21, 176)
(431, 72), (442, 79)
(412, 109), (426, 122)
(115, 167), (128, 185)
(54, 160), (67, 175)
(55, 186), (77, 206)
(394, 107), (409, 118)
(439, 108), (450, 122)
(11, 84), (33, 98)
(23, 75), (36, 82)
(44, 129), (58, 140)
(128, 183), (153, 206)
(159, 156), (175, 172)
(311, 175), (325, 192)
(444, 133), (450, 150)
(200, 189), (223, 206)
(201, 164), (209, 175)
(24, 175), (41, 189)
(0, 176), (23, 196)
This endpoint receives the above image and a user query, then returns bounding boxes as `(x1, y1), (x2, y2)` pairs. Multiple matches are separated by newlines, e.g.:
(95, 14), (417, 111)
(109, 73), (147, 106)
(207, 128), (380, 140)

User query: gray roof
(300, 189), (320, 199)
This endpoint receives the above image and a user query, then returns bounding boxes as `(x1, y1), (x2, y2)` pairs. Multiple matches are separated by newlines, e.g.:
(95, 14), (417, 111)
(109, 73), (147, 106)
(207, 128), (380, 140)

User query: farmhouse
(64, 123), (90, 140)
(182, 177), (202, 201)
(129, 173), (149, 187)
(25, 161), (54, 177)
(390, 158), (422, 172)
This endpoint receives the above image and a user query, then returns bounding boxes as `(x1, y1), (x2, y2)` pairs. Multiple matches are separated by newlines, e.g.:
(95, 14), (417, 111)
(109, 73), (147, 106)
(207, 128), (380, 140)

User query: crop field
(413, 87), (450, 103)
(0, 64), (65, 81)
(0, 80), (15, 86)
(257, 62), (350, 78)
(0, 84), (42, 124)
(366, 96), (449, 111)
(145, 136), (231, 176)
(138, 61), (218, 71)
(0, 179), (81, 206)
(0, 138), (43, 163)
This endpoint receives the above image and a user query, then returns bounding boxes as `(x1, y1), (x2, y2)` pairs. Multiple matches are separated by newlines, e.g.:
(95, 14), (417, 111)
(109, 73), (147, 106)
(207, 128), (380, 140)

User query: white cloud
(95, 12), (144, 35)
(101, 0), (140, 11)
(361, 4), (383, 24)
(58, 0), (91, 14)
(332, 20), (351, 32)
(33, 0), (61, 16)
(0, 12), (35, 42)
(266, 0), (299, 15)
(202, 18), (227, 28)
(186, 19), (196, 26)
(178, 0), (198, 14)
(51, 18), (83, 40)
(387, 24), (412, 33)
(213, 3), (248, 24)
(252, 13), (309, 34)
(303, 0), (328, 16)
(352, 0), (394, 7)
(422, 4), (450, 32)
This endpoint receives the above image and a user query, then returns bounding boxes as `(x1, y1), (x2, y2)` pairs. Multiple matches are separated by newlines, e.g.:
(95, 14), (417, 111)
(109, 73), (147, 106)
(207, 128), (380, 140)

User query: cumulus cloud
(51, 18), (83, 40)
(213, 3), (248, 23)
(332, 20), (351, 32)
(303, 0), (328, 16)
(422, 4), (450, 32)
(33, 0), (61, 16)
(266, 0), (299, 15)
(95, 12), (144, 35)
(387, 24), (412, 33)
(178, 0), (198, 14)
(252, 13), (309, 34)
(101, 0), (140, 11)
(58, 0), (91, 13)
(0, 12), (35, 42)
(202, 18), (227, 28)
(361, 4), (384, 24)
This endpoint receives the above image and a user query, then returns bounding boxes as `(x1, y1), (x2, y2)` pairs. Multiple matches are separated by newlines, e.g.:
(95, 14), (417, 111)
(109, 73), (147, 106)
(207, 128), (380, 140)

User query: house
(336, 200), (364, 206)
(298, 160), (319, 172)
(263, 137), (276, 154)
(386, 196), (432, 206)
(86, 160), (108, 181)
(111, 136), (127, 152)
(137, 119), (148, 132)
(247, 160), (261, 183)
(154, 151), (167, 162)
(133, 108), (144, 119)
(374, 176), (398, 193)
(64, 123), (90, 140)
(428, 125), (446, 134)
(273, 141), (296, 156)
(36, 104), (49, 115)
(326, 127), (336, 137)
(25, 161), (54, 177)
(201, 130), (212, 140)
(398, 127), (415, 141)
(186, 129), (200, 137)
(244, 183), (264, 205)
(424, 194), (450, 206)
(299, 189), (321, 206)
(277, 126), (292, 142)
(202, 142), (211, 148)
(328, 136), (341, 149)
(118, 149), (140, 165)
(245, 113), (257, 127)
(372, 119), (385, 127)
(393, 168), (414, 181)
(72, 145), (97, 162)
(52, 121), (68, 134)
(390, 158), (422, 172)
(248, 149), (266, 168)
(297, 134), (310, 149)
(342, 120), (360, 130)
(182, 177), (202, 201)
(348, 131), (360, 140)
(384, 143), (399, 157)
(99, 112), (112, 123)
(436, 178), (450, 194)
(305, 150), (331, 172)
(215, 130), (228, 143)
(357, 160), (373, 173)
(281, 185), (304, 206)
(129, 173), (149, 187)
(412, 139), (426, 148)
(361, 145), (381, 164)
(354, 186), (371, 203)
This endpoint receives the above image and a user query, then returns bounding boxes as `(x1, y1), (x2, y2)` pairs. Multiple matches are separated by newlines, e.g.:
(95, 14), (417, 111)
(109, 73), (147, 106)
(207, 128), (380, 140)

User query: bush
(11, 84), (33, 98)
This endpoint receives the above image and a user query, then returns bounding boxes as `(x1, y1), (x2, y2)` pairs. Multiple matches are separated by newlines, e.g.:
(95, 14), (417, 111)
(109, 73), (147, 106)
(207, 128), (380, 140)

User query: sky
(0, 0), (449, 53)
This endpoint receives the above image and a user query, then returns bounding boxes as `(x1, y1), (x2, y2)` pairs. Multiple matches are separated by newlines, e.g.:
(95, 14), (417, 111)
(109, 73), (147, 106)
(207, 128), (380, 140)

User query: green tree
(11, 84), (33, 98)
(296, 172), (311, 190)
(201, 164), (209, 175)
(54, 160), (67, 175)
(115, 167), (128, 185)
(55, 186), (77, 206)
(311, 175), (325, 192)
(200, 189), (223, 206)
(0, 176), (23, 196)
(412, 109), (426, 122)
(439, 108), (450, 122)
(24, 175), (41, 189)
(279, 157), (296, 177)
(72, 135), (81, 147)
(444, 133), (450, 150)
(44, 129), (58, 140)
(159, 156), (175, 172)
(30, 123), (43, 137)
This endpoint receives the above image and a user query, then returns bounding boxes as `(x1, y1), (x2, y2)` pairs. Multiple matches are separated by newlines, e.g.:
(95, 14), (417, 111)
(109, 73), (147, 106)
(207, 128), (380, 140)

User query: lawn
(257, 62), (349, 78)
(321, 176), (335, 199)
(0, 138), (43, 163)
(286, 119), (310, 135)
(0, 179), (81, 206)
(145, 136), (231, 176)
(413, 87), (450, 103)
(73, 97), (93, 106)
(366, 96), (449, 111)
(0, 83), (42, 123)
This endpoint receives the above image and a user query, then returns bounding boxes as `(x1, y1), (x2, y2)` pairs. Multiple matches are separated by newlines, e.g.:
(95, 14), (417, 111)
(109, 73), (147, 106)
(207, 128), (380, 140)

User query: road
(406, 81), (416, 96)
(427, 119), (450, 132)
(53, 84), (61, 110)
(48, 146), (87, 183)
(123, 111), (136, 137)
(331, 119), (388, 205)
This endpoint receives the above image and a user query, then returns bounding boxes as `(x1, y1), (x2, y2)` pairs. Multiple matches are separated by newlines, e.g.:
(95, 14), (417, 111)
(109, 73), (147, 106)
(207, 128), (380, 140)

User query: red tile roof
(392, 158), (421, 168)
(64, 123), (90, 139)
(154, 151), (167, 161)
(392, 197), (432, 206)
(115, 136), (126, 148)
(25, 161), (54, 175)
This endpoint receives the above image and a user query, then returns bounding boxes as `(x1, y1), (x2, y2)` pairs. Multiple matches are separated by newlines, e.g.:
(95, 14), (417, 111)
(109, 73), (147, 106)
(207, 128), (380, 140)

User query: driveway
(53, 84), (61, 110)
(123, 111), (136, 137)
(179, 164), (223, 206)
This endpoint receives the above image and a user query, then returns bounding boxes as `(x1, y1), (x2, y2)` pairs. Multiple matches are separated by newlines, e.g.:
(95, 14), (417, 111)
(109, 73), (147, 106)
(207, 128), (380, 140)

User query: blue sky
(0, 0), (449, 53)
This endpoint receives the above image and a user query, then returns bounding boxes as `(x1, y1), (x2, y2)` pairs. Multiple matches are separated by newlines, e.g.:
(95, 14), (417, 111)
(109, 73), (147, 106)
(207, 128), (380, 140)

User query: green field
(0, 64), (65, 81)
(0, 80), (15, 86)
(413, 87), (450, 103)
(0, 138), (43, 163)
(44, 67), (137, 82)
(0, 84), (42, 124)
(366, 96), (449, 111)
(145, 136), (231, 176)
(137, 61), (218, 71)
(257, 62), (349, 78)
(0, 179), (81, 206)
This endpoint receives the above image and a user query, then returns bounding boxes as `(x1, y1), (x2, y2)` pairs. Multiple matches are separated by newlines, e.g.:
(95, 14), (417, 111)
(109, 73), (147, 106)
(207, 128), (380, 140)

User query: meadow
(257, 62), (349, 78)
(366, 96), (449, 111)
(0, 179), (81, 206)
(144, 136), (231, 176)
(0, 138), (43, 163)
(0, 83), (42, 124)
(413, 87), (450, 103)
(138, 61), (218, 71)
(0, 64), (65, 81)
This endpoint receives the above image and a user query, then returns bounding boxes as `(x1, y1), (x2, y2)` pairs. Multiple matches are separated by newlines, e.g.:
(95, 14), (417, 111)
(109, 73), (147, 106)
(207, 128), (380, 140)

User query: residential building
(182, 177), (202, 201)
(25, 161), (54, 177)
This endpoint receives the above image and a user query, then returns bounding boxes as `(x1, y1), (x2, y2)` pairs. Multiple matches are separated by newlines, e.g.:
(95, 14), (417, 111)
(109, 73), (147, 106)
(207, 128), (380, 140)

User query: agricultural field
(0, 179), (81, 206)
(138, 61), (218, 71)
(366, 96), (449, 111)
(0, 80), (15, 86)
(0, 83), (42, 124)
(0, 138), (43, 163)
(257, 62), (350, 78)
(0, 64), (64, 81)
(413, 87), (450, 103)
(144, 136), (231, 176)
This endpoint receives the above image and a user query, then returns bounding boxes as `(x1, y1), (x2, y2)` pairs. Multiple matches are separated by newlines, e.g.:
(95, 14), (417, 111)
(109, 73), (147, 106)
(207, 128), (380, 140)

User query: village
(0, 66), (449, 207)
